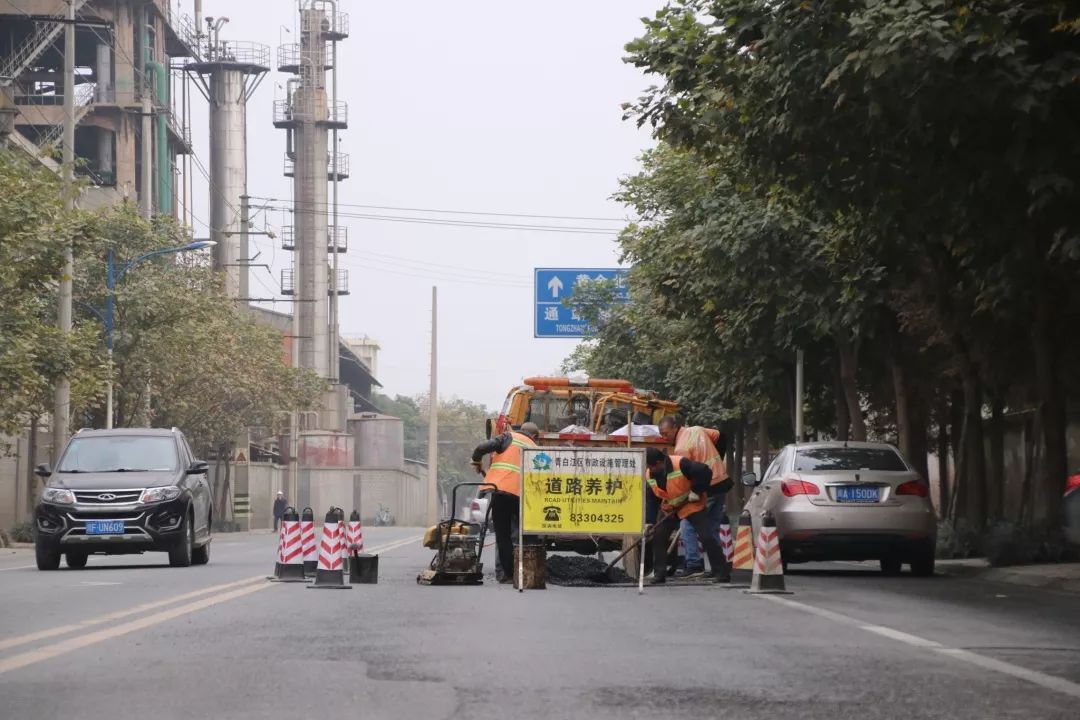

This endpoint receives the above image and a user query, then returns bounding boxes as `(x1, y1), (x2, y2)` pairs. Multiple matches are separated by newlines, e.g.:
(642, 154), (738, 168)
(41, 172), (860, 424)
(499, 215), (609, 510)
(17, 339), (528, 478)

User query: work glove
(688, 491), (701, 503)
(470, 460), (483, 475)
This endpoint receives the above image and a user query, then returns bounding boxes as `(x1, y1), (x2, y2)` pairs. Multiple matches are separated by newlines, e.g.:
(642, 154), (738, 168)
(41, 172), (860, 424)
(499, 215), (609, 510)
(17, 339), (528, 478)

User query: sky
(184, 0), (661, 411)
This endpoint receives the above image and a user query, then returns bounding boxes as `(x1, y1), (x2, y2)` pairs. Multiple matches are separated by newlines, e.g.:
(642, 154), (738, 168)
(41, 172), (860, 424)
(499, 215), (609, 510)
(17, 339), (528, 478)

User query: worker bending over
(471, 422), (539, 584)
(659, 416), (731, 578)
(645, 448), (729, 584)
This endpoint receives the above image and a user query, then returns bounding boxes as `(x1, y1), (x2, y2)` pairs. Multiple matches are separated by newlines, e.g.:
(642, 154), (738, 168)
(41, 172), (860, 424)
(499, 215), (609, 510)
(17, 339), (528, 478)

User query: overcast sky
(185, 0), (660, 411)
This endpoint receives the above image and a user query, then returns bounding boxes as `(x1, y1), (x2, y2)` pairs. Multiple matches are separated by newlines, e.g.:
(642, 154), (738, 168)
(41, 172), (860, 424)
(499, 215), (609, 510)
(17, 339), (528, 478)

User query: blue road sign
(534, 268), (629, 338)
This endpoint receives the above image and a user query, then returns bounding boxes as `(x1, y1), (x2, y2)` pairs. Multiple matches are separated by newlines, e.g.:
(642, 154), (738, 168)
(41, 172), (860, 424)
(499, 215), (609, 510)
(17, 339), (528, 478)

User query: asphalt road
(1, 530), (1078, 720)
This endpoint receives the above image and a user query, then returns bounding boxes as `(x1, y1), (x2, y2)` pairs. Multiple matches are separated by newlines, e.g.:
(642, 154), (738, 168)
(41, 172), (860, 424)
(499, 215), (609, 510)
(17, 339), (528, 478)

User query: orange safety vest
(647, 455), (707, 519)
(676, 426), (728, 487)
(485, 432), (536, 496)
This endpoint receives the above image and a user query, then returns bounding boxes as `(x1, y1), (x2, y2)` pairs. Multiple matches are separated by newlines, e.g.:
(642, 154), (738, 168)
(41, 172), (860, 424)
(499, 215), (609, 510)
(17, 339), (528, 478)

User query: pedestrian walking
(272, 491), (286, 532)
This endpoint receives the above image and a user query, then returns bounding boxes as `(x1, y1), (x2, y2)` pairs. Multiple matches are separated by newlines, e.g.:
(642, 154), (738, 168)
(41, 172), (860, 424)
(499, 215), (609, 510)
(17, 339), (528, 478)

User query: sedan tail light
(781, 479), (820, 497)
(897, 480), (929, 497)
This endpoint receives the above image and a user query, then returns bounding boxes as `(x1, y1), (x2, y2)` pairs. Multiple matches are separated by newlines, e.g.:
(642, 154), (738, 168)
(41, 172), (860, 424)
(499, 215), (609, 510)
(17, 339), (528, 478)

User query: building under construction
(0, 0), (200, 217)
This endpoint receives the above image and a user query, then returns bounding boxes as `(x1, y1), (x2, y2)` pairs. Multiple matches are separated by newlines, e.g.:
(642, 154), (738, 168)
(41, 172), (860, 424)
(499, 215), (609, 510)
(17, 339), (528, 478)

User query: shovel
(587, 512), (672, 584)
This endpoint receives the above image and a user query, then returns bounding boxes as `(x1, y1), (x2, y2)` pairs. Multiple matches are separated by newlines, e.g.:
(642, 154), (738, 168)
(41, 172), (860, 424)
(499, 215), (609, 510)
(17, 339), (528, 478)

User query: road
(1, 530), (1078, 720)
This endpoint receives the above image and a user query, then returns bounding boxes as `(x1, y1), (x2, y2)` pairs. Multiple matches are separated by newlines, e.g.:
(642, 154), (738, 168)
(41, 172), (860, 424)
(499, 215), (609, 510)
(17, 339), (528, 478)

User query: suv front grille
(73, 489), (143, 505)
(67, 509), (146, 522)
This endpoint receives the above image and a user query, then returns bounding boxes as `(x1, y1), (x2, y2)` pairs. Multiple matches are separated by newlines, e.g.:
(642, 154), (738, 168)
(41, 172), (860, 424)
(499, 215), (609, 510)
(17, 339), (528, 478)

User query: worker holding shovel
(644, 448), (730, 585)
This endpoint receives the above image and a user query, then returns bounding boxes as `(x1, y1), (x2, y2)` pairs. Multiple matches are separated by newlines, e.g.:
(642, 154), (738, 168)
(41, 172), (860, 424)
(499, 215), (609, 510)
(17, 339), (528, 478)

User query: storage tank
(349, 413), (405, 468)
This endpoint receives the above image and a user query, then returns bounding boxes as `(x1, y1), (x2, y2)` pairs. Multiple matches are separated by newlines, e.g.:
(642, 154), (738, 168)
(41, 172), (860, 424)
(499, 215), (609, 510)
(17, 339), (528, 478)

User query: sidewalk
(936, 558), (1080, 594)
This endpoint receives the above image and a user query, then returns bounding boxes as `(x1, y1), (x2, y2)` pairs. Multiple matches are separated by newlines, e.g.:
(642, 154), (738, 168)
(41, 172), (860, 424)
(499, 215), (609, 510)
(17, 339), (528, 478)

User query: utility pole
(795, 348), (805, 442)
(426, 286), (438, 525)
(52, 0), (76, 462)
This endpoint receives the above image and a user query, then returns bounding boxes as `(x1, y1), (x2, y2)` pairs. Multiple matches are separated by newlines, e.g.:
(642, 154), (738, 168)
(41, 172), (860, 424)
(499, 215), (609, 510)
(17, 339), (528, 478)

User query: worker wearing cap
(471, 422), (540, 584)
(659, 416), (732, 579)
(644, 447), (728, 584)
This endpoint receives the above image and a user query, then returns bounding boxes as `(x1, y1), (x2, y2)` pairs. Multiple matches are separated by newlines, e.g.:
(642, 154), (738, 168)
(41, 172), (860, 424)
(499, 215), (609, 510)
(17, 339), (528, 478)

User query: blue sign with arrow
(534, 268), (629, 338)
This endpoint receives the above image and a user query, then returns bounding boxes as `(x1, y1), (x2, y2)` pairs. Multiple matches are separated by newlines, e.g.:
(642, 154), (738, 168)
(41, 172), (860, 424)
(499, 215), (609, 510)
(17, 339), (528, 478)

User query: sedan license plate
(85, 520), (125, 535)
(835, 486), (880, 503)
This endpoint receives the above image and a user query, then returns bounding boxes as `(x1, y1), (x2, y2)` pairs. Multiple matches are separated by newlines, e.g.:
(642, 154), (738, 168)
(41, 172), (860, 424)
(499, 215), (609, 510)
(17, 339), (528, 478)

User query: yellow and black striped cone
(308, 509), (351, 590)
(747, 511), (791, 594)
(730, 510), (755, 586)
(271, 507), (307, 582)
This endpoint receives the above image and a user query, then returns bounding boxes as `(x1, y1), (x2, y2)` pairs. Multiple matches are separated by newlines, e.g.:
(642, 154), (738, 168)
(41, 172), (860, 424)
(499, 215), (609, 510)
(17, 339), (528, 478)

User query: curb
(937, 560), (1080, 594)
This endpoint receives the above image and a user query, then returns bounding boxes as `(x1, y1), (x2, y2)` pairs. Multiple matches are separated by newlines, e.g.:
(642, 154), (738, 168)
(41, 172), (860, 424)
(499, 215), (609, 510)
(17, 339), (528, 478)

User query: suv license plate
(835, 486), (879, 503)
(86, 520), (125, 535)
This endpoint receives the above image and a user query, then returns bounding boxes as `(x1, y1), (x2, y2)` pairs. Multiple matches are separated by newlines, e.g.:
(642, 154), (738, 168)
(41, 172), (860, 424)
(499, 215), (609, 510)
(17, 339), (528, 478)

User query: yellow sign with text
(520, 448), (646, 536)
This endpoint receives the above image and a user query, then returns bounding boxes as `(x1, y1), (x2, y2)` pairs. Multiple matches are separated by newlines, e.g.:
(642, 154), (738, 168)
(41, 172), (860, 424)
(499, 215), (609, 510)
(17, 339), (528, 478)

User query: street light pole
(103, 240), (216, 429)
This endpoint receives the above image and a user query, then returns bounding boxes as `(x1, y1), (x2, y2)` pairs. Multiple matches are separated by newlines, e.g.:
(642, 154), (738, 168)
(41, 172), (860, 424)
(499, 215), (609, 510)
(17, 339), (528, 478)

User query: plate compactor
(417, 482), (495, 586)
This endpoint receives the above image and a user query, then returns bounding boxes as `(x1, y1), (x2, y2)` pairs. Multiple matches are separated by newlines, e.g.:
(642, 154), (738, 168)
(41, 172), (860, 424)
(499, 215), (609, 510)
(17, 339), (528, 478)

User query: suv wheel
(169, 513), (194, 567)
(66, 551), (88, 569)
(35, 540), (61, 571)
(192, 538), (210, 565)
(910, 551), (935, 577)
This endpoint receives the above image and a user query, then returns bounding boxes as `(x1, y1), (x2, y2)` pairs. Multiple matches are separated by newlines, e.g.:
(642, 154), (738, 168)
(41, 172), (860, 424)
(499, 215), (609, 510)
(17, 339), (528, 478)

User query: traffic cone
(269, 519), (287, 580)
(730, 510), (754, 586)
(308, 509), (351, 590)
(334, 507), (350, 574)
(271, 507), (306, 582)
(300, 507), (317, 577)
(346, 510), (364, 555)
(719, 517), (734, 565)
(748, 511), (791, 594)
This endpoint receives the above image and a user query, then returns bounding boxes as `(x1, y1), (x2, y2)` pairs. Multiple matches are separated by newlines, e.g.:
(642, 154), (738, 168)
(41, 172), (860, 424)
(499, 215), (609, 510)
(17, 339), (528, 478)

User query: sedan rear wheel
(910, 552), (935, 577)
(880, 557), (903, 576)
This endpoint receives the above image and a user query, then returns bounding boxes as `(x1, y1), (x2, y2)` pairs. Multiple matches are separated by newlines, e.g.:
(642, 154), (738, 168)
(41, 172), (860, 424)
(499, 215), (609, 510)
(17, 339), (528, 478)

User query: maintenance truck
(483, 376), (680, 576)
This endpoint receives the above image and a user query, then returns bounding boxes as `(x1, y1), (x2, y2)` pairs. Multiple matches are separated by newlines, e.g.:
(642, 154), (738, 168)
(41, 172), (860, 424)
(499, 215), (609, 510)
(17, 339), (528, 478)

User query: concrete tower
(277, 2), (349, 377)
(189, 20), (269, 299)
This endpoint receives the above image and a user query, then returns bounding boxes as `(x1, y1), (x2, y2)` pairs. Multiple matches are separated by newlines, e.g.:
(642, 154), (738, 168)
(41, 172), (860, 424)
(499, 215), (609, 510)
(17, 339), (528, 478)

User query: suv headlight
(139, 486), (182, 504)
(42, 488), (75, 505)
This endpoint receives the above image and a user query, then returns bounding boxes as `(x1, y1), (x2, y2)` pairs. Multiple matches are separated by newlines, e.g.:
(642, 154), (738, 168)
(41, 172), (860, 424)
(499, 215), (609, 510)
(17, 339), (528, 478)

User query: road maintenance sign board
(534, 268), (629, 338)
(519, 447), (645, 536)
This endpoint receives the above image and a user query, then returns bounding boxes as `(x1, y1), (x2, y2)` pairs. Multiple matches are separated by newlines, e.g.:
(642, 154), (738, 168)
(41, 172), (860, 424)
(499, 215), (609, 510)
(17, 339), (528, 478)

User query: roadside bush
(935, 519), (980, 559)
(983, 521), (1067, 567)
(8, 521), (33, 544)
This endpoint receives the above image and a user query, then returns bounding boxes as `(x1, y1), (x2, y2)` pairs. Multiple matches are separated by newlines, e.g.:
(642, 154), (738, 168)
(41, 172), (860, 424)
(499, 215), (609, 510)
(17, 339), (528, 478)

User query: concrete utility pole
(52, 0), (76, 462)
(426, 286), (439, 525)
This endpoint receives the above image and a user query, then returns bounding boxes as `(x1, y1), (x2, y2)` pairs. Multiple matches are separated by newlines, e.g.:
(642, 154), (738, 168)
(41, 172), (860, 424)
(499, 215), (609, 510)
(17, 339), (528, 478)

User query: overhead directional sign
(534, 267), (629, 338)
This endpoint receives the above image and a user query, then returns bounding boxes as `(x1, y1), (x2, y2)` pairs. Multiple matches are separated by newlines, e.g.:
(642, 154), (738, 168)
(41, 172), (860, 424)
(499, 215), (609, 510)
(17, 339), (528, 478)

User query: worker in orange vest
(644, 448), (729, 584)
(471, 422), (540, 583)
(659, 416), (732, 579)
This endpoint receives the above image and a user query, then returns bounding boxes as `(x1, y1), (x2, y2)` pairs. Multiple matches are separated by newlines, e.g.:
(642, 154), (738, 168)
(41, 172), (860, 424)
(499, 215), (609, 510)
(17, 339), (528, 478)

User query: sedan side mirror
(35, 463), (52, 478)
(186, 460), (209, 475)
(741, 471), (758, 487)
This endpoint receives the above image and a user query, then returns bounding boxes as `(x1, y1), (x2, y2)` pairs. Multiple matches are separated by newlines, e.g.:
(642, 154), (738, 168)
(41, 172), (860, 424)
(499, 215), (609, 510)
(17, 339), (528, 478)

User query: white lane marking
(754, 594), (1080, 699)
(0, 575), (266, 652)
(0, 535), (420, 654)
(0, 565), (36, 572)
(936, 648), (1080, 700)
(77, 581), (122, 587)
(0, 582), (271, 675)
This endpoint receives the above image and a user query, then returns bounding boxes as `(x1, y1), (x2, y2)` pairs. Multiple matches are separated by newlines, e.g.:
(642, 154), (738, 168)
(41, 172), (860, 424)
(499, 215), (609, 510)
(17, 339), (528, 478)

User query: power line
(259, 205), (620, 236)
(247, 195), (630, 223)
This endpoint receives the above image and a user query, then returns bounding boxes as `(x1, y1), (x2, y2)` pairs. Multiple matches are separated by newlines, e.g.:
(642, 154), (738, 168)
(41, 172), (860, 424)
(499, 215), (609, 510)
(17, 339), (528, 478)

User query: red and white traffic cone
(748, 511), (790, 594)
(730, 510), (755, 586)
(346, 510), (363, 555)
(719, 517), (734, 565)
(300, 507), (317, 577)
(270, 520), (286, 579)
(308, 509), (351, 590)
(271, 507), (306, 582)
